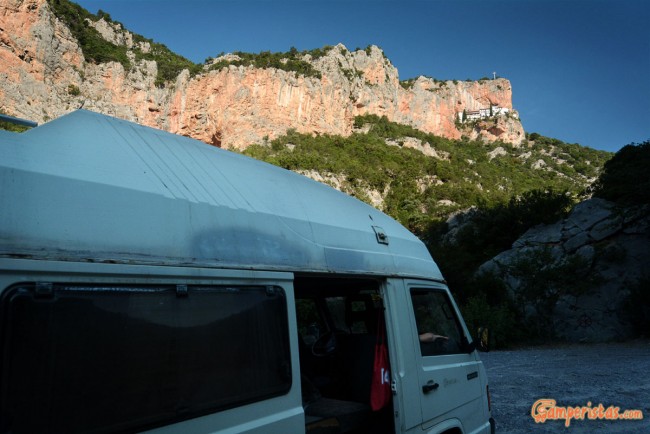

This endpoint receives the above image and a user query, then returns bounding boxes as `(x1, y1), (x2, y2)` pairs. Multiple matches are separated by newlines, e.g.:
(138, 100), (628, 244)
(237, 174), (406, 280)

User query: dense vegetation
(424, 189), (574, 294)
(0, 121), (30, 133)
(420, 134), (614, 306)
(245, 115), (610, 234)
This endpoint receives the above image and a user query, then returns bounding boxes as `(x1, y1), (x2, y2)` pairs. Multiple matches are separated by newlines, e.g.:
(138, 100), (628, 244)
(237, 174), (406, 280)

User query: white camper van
(0, 111), (495, 434)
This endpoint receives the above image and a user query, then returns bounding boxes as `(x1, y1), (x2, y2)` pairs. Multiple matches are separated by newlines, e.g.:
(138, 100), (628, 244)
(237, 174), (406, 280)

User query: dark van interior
(294, 276), (395, 434)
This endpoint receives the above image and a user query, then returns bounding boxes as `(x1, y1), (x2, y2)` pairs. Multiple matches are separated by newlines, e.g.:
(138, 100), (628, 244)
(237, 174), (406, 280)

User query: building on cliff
(457, 105), (518, 123)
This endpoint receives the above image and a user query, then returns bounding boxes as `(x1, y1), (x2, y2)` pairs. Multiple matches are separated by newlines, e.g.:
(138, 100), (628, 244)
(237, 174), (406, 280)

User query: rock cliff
(479, 198), (650, 342)
(1, 0), (525, 149)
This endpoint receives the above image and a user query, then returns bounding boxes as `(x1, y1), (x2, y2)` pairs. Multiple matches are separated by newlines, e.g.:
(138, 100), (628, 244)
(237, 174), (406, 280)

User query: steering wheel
(311, 331), (337, 357)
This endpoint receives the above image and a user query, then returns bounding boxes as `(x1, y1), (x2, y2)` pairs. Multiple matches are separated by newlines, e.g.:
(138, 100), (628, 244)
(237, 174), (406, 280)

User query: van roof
(0, 110), (442, 280)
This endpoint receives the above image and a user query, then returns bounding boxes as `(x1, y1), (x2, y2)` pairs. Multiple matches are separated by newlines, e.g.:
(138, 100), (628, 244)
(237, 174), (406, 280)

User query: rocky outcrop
(479, 198), (650, 342)
(0, 0), (84, 118)
(298, 169), (387, 209)
(384, 137), (451, 160)
(0, 0), (525, 149)
(398, 76), (523, 145)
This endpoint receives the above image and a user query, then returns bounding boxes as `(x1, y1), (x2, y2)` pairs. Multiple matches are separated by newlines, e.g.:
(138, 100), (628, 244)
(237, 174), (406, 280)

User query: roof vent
(372, 226), (389, 245)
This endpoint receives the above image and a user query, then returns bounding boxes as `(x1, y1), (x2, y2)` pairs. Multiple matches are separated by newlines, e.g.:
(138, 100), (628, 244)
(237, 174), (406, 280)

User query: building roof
(0, 110), (442, 280)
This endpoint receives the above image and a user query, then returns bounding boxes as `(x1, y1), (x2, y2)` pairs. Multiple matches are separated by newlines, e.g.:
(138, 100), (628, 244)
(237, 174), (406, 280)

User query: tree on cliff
(593, 140), (650, 204)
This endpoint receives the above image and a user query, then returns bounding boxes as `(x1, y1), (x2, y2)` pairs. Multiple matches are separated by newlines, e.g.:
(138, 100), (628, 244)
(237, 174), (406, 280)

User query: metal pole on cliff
(492, 72), (496, 80)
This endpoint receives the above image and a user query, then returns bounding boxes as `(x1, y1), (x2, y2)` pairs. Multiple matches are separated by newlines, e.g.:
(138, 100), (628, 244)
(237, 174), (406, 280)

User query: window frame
(409, 287), (468, 357)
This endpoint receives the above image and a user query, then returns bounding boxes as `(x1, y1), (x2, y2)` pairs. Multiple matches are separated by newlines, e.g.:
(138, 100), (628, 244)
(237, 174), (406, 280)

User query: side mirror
(477, 327), (490, 352)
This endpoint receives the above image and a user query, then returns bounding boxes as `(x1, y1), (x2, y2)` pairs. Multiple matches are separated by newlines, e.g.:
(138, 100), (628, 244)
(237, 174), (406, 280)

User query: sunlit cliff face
(1, 0), (524, 149)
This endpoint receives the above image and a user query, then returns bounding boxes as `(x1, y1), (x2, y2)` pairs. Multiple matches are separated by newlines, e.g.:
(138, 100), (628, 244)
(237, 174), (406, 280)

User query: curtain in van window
(0, 284), (291, 434)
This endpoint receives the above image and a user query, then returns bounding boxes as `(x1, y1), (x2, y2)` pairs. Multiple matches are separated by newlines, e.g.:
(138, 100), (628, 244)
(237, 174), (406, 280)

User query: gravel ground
(481, 340), (650, 434)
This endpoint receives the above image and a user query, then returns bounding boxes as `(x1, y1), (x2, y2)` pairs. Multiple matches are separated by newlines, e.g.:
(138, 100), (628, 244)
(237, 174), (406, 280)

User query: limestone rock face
(0, 0), (84, 120)
(1, 0), (526, 149)
(397, 77), (523, 145)
(479, 198), (650, 342)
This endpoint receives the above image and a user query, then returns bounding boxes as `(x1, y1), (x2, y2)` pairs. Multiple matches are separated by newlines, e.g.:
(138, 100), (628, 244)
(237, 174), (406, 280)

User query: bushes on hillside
(48, 0), (130, 69)
(245, 116), (608, 237)
(209, 47), (330, 79)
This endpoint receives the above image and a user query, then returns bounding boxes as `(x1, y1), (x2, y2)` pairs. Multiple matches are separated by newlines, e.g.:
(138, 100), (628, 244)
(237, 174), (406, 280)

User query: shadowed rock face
(1, 0), (524, 149)
(479, 198), (650, 342)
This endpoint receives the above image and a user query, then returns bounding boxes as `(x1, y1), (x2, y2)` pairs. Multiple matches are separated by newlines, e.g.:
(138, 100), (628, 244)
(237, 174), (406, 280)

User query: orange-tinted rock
(0, 0), (525, 149)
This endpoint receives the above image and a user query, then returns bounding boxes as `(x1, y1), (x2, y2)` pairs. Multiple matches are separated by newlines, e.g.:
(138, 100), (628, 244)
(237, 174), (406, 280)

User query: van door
(402, 280), (487, 432)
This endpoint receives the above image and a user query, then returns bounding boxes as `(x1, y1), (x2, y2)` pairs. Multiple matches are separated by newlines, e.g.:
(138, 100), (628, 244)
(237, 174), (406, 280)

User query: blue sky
(74, 0), (649, 153)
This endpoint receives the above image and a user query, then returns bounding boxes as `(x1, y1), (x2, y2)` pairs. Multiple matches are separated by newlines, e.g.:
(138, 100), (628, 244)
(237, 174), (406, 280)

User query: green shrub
(67, 84), (81, 96)
(399, 78), (416, 90)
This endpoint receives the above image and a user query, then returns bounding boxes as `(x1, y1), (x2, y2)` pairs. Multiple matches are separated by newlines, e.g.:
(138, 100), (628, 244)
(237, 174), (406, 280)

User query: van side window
(0, 283), (291, 433)
(410, 289), (465, 356)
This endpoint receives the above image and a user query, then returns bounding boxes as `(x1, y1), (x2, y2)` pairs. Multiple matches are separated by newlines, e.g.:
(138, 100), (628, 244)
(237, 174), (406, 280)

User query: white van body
(0, 111), (494, 434)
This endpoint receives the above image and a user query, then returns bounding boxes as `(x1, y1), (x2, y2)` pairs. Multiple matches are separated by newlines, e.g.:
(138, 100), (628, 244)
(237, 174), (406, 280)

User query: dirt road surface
(481, 341), (650, 434)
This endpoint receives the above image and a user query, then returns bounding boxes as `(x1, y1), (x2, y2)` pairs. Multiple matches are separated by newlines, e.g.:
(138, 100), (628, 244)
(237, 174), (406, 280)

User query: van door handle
(422, 380), (439, 394)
